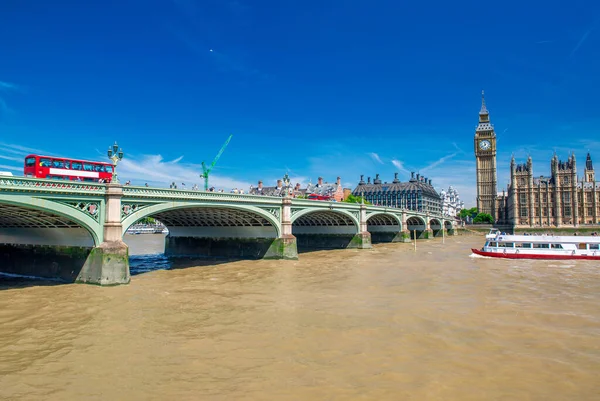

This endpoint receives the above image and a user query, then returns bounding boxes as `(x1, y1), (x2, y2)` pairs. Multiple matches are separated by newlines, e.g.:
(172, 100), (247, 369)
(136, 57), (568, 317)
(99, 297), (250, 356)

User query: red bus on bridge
(23, 155), (114, 182)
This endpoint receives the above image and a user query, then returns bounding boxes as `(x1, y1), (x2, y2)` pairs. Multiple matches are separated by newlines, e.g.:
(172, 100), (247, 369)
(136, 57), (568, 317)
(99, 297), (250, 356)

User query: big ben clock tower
(474, 91), (498, 219)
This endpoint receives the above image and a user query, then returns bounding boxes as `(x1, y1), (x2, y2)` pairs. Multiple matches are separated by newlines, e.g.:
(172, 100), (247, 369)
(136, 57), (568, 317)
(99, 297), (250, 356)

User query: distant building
(248, 175), (343, 201)
(440, 186), (464, 217)
(305, 177), (344, 201)
(496, 153), (600, 227)
(352, 172), (442, 214)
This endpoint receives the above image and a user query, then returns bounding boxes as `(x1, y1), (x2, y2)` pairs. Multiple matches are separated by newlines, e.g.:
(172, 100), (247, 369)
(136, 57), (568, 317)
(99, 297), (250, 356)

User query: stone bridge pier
(76, 184), (130, 285)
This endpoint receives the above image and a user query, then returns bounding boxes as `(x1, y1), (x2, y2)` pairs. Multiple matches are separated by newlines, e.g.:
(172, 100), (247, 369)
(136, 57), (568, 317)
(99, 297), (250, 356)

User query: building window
(588, 207), (593, 216)
(542, 193), (547, 202)
(564, 206), (571, 217)
(586, 193), (593, 202)
(520, 208), (528, 217)
(563, 192), (571, 203)
(519, 193), (527, 204)
(520, 178), (525, 186)
(535, 194), (539, 203)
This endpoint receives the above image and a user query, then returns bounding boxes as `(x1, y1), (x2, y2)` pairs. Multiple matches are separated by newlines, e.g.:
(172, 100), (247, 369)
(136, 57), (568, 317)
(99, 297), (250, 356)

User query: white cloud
(368, 152), (384, 164)
(118, 154), (252, 191)
(391, 159), (410, 174)
(421, 152), (458, 172)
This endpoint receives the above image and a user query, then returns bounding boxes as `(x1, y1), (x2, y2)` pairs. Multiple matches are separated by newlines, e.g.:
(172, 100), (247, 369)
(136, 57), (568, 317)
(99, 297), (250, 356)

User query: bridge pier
(76, 184), (130, 285)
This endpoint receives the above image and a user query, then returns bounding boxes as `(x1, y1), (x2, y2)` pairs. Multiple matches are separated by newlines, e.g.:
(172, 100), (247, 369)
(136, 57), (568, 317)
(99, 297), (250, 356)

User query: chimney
(393, 172), (400, 183)
(318, 177), (323, 186)
(277, 179), (282, 188)
(416, 173), (420, 180)
(258, 180), (263, 189)
(336, 176), (341, 185)
(428, 179), (432, 185)
(368, 177), (371, 184)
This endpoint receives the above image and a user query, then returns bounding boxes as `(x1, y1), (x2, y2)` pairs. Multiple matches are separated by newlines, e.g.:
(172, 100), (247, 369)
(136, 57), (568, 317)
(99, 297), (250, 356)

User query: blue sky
(1, 0), (599, 206)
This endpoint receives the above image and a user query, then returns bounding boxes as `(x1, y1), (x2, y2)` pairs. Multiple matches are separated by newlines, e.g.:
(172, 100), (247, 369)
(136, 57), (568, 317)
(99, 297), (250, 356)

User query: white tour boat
(471, 228), (600, 260)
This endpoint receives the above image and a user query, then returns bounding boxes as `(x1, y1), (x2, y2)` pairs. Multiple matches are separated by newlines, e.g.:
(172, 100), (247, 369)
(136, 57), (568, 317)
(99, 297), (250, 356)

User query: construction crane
(200, 134), (233, 191)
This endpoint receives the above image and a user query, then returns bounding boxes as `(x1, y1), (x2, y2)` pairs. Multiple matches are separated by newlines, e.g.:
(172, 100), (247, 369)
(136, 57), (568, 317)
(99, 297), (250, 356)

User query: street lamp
(282, 172), (292, 196)
(107, 141), (124, 183)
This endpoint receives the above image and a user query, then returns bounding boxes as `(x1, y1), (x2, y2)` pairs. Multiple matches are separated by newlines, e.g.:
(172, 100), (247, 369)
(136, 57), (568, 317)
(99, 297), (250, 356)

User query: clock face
(479, 140), (491, 151)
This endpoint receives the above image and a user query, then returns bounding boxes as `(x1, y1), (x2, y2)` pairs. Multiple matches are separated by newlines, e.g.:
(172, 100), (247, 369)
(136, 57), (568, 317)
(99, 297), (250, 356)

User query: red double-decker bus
(24, 155), (114, 182)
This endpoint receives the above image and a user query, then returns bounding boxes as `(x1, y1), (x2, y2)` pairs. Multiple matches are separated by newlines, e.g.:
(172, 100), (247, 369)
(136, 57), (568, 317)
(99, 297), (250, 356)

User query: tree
(344, 194), (371, 205)
(459, 207), (478, 219)
(473, 213), (494, 224)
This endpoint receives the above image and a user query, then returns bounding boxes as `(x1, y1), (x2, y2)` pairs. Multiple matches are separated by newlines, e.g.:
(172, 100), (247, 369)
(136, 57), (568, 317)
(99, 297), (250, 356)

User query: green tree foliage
(344, 194), (371, 205)
(459, 207), (478, 219)
(135, 217), (157, 224)
(473, 213), (494, 224)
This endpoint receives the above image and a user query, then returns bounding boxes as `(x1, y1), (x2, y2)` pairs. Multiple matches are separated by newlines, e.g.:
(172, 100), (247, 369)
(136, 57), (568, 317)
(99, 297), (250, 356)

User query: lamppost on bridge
(107, 141), (124, 184)
(282, 172), (292, 197)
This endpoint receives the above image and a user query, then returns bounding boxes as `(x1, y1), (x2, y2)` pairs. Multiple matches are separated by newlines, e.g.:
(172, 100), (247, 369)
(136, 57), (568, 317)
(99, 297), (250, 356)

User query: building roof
(353, 174), (441, 199)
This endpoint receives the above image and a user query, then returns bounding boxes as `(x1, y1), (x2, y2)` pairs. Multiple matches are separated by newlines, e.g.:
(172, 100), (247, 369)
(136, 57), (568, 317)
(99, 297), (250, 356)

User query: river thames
(1, 235), (599, 400)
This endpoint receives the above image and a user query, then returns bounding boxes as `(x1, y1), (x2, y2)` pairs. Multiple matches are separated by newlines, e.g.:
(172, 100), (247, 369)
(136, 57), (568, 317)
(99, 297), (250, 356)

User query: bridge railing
(122, 185), (285, 204)
(0, 176), (107, 194)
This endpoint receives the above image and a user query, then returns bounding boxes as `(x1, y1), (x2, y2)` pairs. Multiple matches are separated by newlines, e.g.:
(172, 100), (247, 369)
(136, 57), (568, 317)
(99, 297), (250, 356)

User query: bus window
(25, 157), (36, 167)
(94, 165), (102, 172)
(40, 158), (51, 167)
(71, 162), (83, 170)
(52, 160), (65, 168)
(105, 165), (113, 172)
(83, 163), (93, 171)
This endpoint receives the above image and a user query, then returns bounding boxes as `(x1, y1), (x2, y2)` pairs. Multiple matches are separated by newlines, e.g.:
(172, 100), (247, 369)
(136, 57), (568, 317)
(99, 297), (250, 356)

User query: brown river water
(1, 235), (599, 400)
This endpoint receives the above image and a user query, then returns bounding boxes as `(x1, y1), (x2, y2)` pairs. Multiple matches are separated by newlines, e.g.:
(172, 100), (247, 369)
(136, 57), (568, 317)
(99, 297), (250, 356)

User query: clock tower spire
(474, 91), (498, 220)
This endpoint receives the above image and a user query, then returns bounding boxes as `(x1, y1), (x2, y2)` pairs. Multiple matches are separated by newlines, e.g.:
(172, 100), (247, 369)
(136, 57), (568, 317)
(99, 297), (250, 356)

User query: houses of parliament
(475, 92), (600, 228)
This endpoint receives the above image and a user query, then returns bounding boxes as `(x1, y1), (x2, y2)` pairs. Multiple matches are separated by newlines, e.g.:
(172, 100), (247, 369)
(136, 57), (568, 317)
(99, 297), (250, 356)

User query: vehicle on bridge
(24, 154), (114, 182)
(307, 194), (332, 201)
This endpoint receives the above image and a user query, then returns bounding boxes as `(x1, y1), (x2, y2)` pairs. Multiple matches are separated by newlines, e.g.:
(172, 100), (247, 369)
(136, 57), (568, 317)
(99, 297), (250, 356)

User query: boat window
(504, 243), (514, 248)
(522, 243), (532, 248)
(578, 243), (587, 250)
(590, 244), (600, 250)
(489, 242), (497, 247)
(551, 244), (563, 249)
(25, 157), (36, 167)
(533, 243), (550, 249)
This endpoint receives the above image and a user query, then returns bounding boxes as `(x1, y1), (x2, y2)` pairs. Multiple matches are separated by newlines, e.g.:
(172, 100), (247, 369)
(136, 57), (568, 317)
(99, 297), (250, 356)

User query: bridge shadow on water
(0, 255), (243, 290)
(129, 254), (243, 276)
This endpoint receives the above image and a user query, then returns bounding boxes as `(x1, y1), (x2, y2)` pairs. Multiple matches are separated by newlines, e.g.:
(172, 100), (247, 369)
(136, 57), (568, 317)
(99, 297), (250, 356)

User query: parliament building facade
(475, 94), (600, 228)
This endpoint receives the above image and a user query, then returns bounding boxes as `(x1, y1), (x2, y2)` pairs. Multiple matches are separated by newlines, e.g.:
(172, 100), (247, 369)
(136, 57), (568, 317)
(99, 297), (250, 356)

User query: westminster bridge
(0, 177), (455, 285)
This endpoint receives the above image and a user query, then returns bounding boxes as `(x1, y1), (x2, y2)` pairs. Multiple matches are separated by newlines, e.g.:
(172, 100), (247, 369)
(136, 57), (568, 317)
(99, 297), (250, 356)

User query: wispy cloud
(569, 24), (596, 57)
(391, 159), (410, 174)
(368, 152), (384, 164)
(0, 80), (19, 116)
(536, 40), (552, 44)
(421, 152), (458, 172)
(118, 154), (252, 190)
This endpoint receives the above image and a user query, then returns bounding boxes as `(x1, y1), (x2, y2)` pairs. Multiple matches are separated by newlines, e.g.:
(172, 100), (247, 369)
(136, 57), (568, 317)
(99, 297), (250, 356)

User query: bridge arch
(290, 208), (360, 231)
(0, 194), (102, 246)
(366, 212), (402, 228)
(429, 218), (442, 237)
(406, 216), (426, 239)
(122, 202), (282, 238)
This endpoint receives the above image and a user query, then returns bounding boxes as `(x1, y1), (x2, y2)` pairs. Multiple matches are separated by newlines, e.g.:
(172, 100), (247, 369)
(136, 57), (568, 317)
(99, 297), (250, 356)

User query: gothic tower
(474, 91), (498, 219)
(584, 153), (595, 183)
